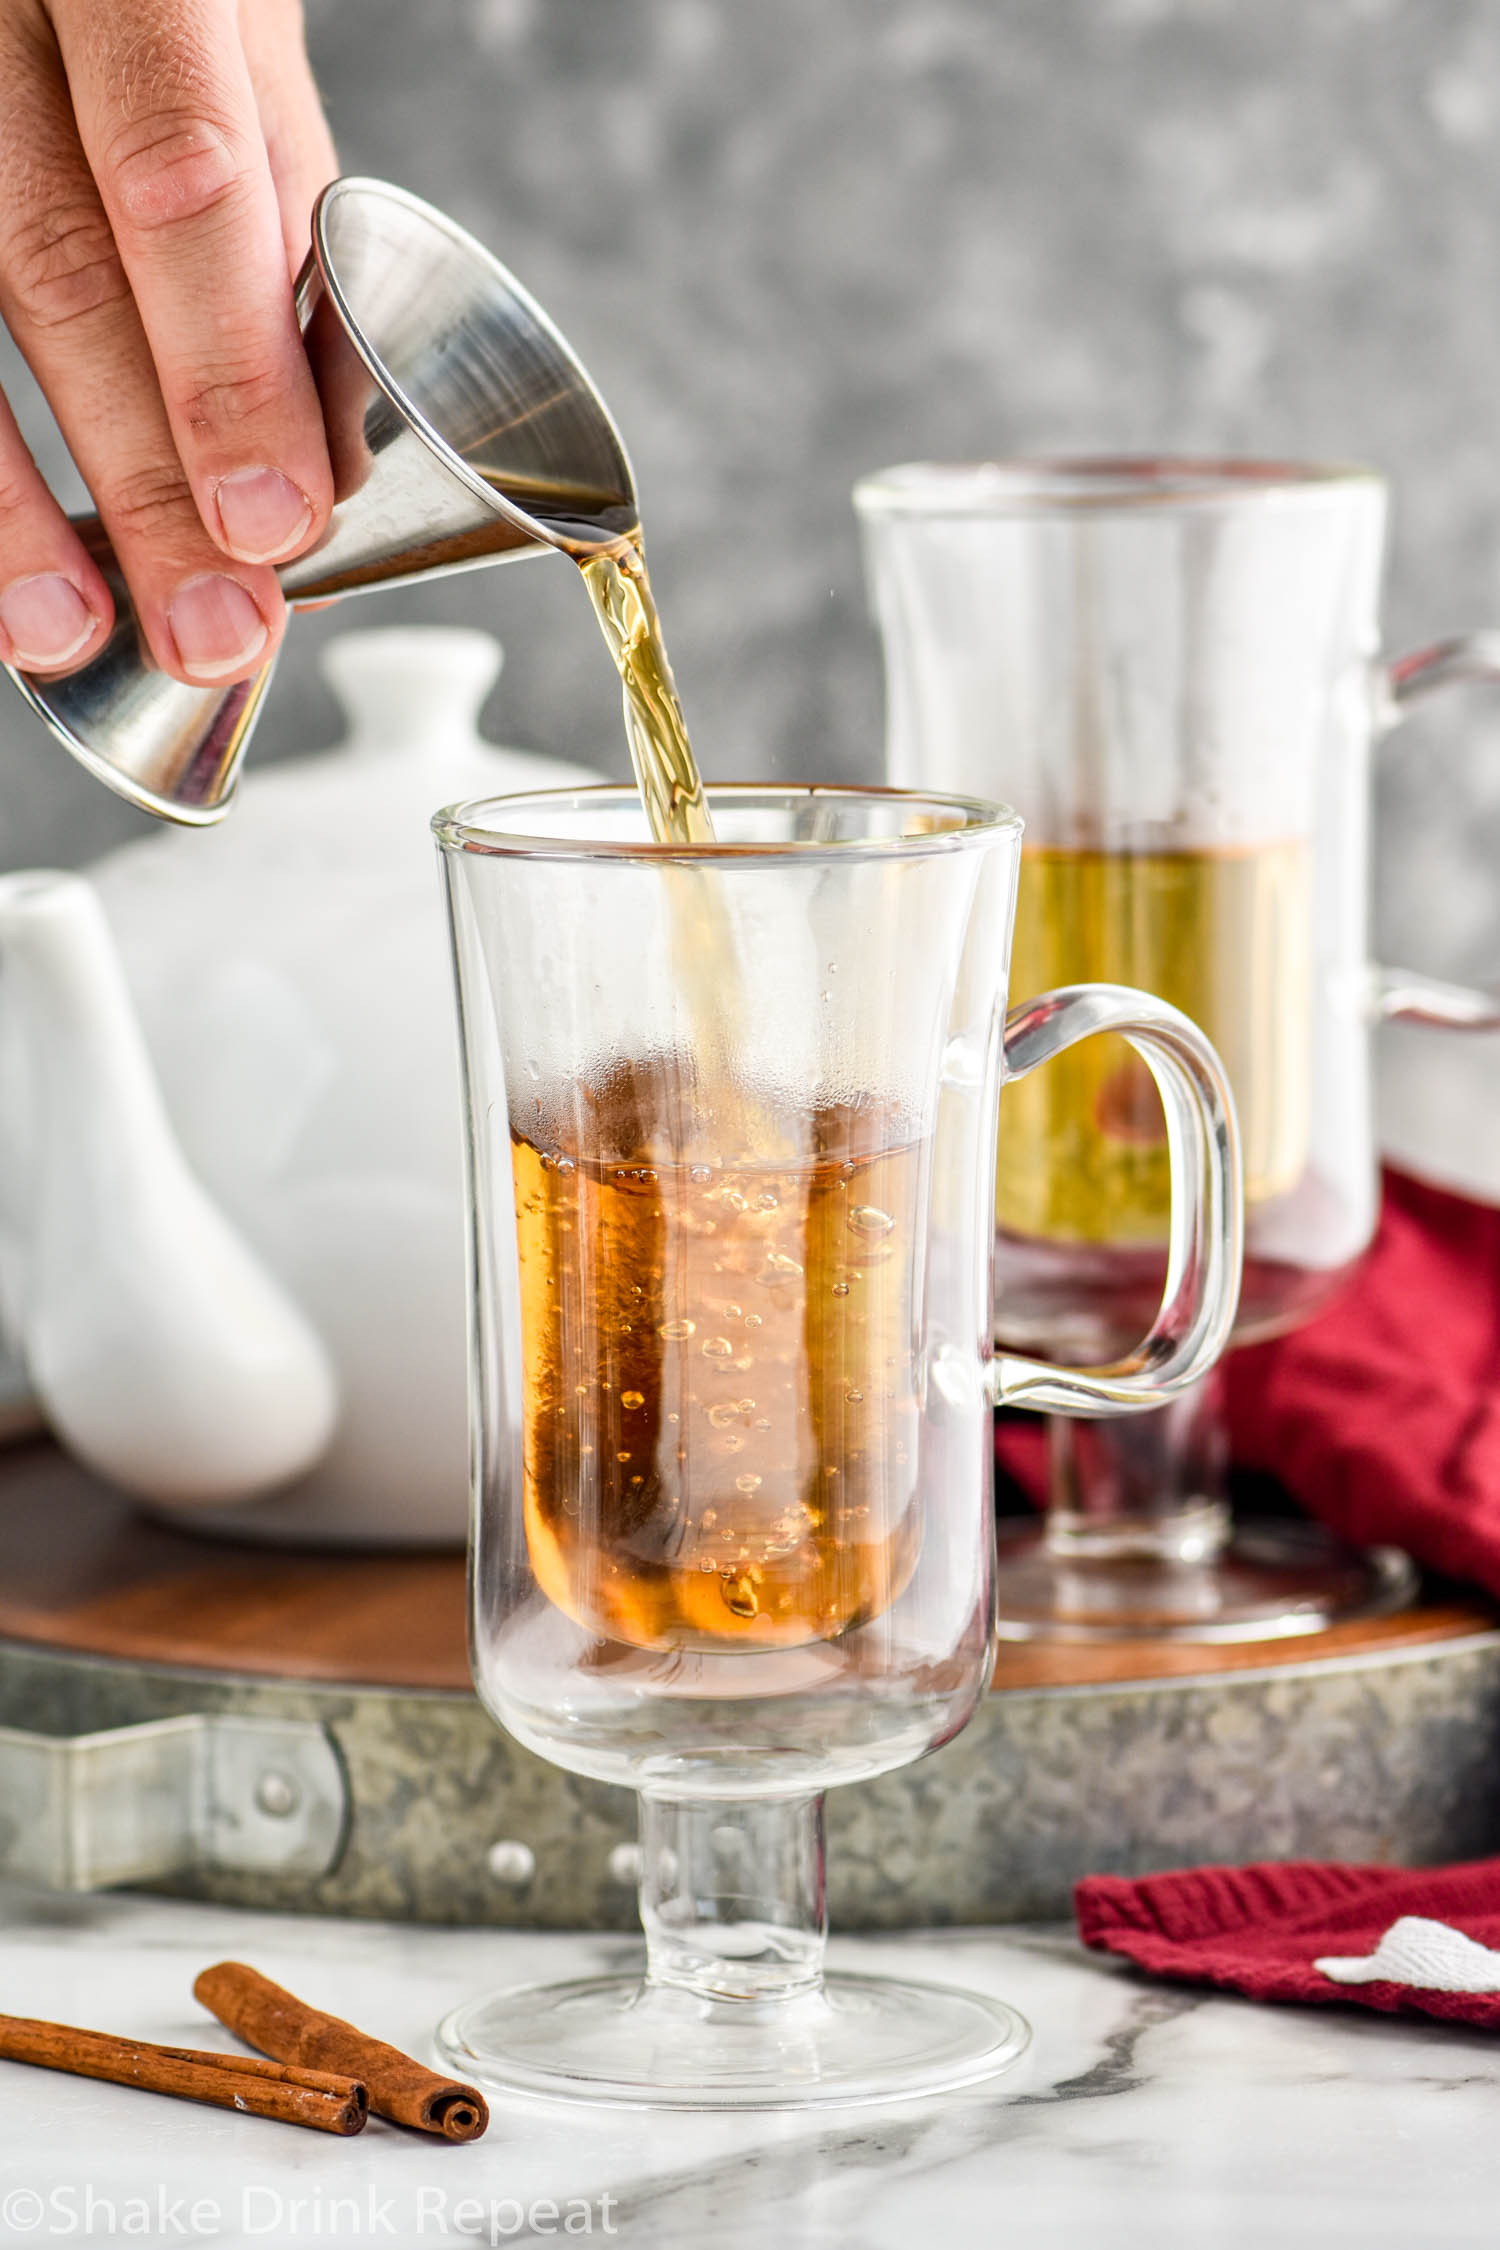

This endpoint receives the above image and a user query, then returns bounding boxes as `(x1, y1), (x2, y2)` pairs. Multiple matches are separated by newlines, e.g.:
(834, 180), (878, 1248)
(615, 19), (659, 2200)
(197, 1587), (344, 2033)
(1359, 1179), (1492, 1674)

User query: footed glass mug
(857, 457), (1498, 1641)
(434, 782), (1239, 2108)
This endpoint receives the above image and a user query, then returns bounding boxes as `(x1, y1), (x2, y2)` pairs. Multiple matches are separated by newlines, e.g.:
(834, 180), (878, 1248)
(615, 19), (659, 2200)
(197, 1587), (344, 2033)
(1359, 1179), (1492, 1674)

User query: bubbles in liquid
(512, 1073), (926, 1654)
(720, 1570), (759, 1619)
(845, 1388), (864, 1404)
(849, 1206), (894, 1238)
(616, 1450), (632, 1464)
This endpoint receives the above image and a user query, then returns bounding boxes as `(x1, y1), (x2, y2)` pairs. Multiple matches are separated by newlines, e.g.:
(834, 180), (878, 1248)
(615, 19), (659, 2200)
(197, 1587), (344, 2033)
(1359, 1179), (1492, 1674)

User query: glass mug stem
(1045, 1375), (1231, 1565)
(639, 1793), (827, 2004)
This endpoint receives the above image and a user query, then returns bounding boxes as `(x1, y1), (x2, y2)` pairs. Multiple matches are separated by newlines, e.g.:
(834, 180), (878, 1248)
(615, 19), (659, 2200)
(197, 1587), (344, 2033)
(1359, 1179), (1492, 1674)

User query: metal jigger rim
(3, 648), (278, 829)
(309, 175), (640, 556)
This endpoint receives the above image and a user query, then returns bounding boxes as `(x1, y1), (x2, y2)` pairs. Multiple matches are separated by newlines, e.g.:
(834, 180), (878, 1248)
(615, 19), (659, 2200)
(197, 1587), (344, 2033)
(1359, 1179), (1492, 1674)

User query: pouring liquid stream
(576, 531), (746, 1107)
(580, 538), (716, 847)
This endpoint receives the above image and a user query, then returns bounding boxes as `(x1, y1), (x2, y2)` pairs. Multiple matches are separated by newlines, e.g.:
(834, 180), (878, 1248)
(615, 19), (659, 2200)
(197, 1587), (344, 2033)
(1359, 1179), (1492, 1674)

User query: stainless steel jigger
(4, 177), (639, 825)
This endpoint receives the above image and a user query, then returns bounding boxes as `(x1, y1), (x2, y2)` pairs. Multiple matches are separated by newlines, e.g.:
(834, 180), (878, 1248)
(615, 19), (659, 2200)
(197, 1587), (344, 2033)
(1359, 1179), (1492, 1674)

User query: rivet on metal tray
(607, 1843), (643, 1885)
(486, 1840), (536, 1886)
(255, 1770), (302, 1819)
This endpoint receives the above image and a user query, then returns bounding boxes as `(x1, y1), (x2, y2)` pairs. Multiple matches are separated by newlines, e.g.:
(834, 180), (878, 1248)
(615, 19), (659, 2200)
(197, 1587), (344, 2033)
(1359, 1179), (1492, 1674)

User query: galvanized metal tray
(2, 1444), (1497, 1926)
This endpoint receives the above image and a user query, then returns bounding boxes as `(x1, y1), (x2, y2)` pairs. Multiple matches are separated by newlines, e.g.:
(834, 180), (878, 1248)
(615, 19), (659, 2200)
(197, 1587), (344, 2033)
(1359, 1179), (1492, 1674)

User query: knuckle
(103, 459), (199, 547)
(1, 202), (130, 333)
(103, 31), (249, 236)
(174, 361), (286, 439)
(108, 110), (249, 234)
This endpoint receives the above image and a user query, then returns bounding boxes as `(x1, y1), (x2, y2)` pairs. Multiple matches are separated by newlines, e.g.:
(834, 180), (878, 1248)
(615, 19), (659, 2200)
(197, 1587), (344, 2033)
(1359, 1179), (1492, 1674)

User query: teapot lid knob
(318, 626), (504, 758)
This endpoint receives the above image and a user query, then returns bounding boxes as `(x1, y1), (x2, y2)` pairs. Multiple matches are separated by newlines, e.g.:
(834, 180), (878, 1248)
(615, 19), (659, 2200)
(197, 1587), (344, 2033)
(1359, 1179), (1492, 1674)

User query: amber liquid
(998, 843), (1311, 1246)
(513, 1068), (925, 1652)
(581, 536), (715, 846)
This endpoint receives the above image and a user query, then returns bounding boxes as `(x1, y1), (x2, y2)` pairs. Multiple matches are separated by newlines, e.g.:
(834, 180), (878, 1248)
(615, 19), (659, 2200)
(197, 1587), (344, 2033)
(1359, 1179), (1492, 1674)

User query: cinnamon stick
(194, 1962), (488, 2142)
(0, 2011), (367, 2134)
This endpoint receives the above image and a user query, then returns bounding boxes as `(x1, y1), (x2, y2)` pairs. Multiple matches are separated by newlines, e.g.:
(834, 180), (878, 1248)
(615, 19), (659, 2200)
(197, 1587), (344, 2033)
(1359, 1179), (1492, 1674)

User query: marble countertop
(0, 1883), (1493, 2249)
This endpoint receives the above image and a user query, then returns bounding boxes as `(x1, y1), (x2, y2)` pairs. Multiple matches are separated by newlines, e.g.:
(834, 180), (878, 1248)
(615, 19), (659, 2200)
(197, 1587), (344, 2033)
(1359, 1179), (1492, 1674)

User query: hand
(0, 0), (337, 685)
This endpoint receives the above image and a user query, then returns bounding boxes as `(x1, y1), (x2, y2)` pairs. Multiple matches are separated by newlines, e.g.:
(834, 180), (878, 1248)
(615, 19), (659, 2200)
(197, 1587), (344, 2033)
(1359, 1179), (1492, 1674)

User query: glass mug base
(435, 1971), (1031, 2111)
(992, 1517), (1418, 1643)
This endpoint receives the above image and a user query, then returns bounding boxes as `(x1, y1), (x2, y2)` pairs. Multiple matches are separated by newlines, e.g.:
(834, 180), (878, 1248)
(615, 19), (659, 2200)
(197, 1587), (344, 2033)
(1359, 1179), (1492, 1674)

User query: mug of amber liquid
(432, 783), (1239, 2110)
(857, 457), (1499, 1641)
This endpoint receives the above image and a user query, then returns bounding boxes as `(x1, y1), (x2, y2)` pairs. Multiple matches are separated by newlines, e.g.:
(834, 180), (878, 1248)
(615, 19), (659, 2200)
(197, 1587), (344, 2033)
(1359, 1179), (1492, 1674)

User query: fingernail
(0, 574), (98, 669)
(167, 575), (270, 681)
(213, 466), (312, 563)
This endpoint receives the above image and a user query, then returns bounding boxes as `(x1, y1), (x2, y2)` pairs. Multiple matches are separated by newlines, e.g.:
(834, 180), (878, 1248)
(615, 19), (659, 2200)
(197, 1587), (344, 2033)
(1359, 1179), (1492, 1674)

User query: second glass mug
(857, 457), (1500, 1641)
(433, 782), (1239, 2109)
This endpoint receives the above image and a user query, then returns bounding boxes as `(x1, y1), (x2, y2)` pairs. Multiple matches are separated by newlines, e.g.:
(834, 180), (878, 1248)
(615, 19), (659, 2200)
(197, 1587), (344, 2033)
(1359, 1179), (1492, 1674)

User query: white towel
(1315, 1915), (1500, 1994)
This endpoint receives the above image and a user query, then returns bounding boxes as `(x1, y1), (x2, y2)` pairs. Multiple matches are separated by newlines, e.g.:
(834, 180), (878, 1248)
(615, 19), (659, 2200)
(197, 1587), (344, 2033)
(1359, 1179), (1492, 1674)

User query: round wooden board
(0, 1441), (1491, 1694)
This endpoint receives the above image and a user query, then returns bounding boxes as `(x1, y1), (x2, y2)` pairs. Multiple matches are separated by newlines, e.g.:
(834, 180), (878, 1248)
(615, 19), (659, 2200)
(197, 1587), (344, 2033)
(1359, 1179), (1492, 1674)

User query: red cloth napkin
(1076, 1856), (1500, 2027)
(1223, 1168), (1500, 1597)
(997, 1167), (1500, 1602)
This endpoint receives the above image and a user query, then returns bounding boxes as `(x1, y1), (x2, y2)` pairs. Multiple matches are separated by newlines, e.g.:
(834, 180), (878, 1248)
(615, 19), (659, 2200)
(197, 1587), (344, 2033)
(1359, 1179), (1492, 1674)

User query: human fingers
(0, 382), (114, 672)
(49, 0), (333, 569)
(0, 3), (286, 681)
(238, 0), (338, 279)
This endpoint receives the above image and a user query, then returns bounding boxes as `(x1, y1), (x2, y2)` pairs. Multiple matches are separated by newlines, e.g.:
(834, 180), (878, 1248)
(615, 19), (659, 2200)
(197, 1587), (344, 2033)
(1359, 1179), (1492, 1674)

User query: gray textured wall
(3, 0), (1500, 1160)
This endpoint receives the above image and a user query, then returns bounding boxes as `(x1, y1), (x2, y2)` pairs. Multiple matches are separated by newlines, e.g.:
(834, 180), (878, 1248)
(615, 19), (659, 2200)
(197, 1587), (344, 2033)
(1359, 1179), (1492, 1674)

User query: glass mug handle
(1373, 639), (1500, 1030)
(988, 984), (1245, 1416)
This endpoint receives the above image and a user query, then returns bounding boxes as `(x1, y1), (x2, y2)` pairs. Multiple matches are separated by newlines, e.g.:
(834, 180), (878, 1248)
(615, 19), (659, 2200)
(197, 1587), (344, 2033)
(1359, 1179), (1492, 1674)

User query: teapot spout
(0, 871), (339, 1507)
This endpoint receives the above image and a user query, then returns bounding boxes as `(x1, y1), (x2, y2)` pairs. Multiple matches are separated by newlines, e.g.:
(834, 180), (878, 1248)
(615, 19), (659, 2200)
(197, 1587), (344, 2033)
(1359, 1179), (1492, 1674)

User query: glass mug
(433, 783), (1239, 2110)
(856, 457), (1497, 1641)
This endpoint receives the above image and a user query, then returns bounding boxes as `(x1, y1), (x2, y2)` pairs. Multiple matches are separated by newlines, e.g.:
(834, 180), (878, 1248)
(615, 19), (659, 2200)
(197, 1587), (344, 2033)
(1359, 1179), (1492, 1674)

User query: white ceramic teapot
(30, 624), (599, 1545)
(0, 868), (340, 1503)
